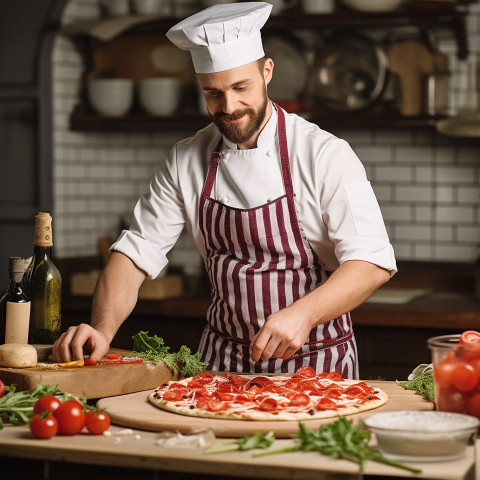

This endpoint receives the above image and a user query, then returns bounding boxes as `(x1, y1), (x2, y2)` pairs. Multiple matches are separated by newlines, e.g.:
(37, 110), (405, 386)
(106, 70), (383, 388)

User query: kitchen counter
(0, 423), (475, 480)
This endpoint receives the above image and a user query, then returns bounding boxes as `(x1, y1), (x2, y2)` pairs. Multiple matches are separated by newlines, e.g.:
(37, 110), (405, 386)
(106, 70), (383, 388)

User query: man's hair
(257, 57), (266, 74)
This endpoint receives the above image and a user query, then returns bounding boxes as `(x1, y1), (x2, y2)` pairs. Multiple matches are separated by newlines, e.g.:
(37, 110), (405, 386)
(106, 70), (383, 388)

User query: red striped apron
(198, 106), (359, 378)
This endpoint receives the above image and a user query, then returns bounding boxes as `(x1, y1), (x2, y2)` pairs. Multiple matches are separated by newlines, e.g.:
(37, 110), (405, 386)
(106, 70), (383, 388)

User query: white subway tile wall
(53, 0), (480, 275)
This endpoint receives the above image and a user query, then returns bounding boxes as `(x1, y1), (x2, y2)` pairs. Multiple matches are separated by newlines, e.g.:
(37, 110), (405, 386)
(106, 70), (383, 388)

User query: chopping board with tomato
(0, 352), (177, 399)
(97, 380), (434, 438)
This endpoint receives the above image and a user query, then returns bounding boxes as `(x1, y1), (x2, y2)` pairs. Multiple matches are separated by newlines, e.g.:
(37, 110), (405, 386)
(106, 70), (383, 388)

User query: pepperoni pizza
(148, 366), (388, 421)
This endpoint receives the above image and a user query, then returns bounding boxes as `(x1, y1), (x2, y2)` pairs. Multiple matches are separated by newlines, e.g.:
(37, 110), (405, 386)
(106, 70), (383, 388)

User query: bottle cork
(33, 212), (53, 247)
(8, 257), (28, 284)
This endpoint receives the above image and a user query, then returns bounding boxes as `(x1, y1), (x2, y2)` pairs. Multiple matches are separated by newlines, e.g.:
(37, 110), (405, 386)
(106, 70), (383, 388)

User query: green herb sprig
(205, 431), (275, 454)
(0, 381), (84, 430)
(397, 371), (435, 403)
(253, 417), (421, 474)
(130, 331), (206, 378)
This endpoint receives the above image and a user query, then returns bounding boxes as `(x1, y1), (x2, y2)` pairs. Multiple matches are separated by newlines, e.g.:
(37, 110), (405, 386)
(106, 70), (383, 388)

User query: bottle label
(5, 301), (31, 344)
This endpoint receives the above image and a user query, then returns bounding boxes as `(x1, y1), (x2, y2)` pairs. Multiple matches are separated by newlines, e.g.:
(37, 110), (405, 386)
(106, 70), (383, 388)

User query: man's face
(196, 59), (273, 148)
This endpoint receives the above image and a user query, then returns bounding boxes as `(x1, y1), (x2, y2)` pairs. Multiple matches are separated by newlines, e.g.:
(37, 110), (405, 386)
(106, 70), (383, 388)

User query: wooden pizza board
(0, 360), (177, 399)
(97, 381), (434, 438)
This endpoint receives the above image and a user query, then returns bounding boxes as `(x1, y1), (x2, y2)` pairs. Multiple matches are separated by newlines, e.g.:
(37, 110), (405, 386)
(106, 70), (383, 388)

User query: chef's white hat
(166, 2), (272, 74)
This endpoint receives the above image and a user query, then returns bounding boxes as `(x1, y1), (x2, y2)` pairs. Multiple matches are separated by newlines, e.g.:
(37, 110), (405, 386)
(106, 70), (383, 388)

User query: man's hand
(250, 305), (314, 362)
(52, 324), (110, 362)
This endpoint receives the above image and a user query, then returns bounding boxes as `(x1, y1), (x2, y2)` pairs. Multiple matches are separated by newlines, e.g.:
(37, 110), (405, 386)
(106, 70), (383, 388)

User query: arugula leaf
(0, 381), (86, 430)
(205, 431), (275, 454)
(253, 417), (421, 474)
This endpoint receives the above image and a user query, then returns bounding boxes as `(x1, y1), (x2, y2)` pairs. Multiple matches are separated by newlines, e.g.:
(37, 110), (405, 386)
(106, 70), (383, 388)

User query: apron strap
(200, 137), (223, 207)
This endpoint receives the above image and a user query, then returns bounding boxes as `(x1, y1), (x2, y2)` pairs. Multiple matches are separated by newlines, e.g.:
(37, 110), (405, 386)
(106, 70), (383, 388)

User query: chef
(53, 2), (396, 378)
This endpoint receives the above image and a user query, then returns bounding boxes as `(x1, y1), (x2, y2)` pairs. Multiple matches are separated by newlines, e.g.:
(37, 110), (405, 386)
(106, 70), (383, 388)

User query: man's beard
(211, 86), (268, 145)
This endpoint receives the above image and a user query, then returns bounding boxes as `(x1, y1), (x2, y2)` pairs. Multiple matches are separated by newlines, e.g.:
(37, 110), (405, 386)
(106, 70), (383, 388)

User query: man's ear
(264, 58), (274, 85)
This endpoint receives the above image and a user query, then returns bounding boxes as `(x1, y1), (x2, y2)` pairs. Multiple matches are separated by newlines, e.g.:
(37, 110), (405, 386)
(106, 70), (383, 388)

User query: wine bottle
(23, 212), (62, 344)
(0, 257), (30, 344)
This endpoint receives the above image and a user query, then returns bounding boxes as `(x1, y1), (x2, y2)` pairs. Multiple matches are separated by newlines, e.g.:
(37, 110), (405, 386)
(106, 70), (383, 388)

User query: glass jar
(428, 334), (480, 420)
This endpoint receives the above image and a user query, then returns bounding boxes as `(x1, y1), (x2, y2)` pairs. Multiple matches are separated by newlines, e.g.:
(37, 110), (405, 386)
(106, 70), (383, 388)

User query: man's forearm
(90, 251), (147, 343)
(295, 260), (391, 329)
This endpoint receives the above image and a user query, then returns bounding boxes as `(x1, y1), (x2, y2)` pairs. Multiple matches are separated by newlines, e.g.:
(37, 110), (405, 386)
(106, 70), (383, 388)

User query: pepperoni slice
(257, 397), (278, 411)
(168, 382), (189, 391)
(316, 397), (339, 410)
(234, 394), (252, 403)
(192, 372), (215, 384)
(289, 393), (310, 407)
(322, 387), (342, 399)
(284, 378), (302, 390)
(245, 376), (274, 389)
(294, 366), (316, 378)
(216, 383), (241, 394)
(162, 390), (188, 402)
(324, 372), (344, 382)
(344, 385), (367, 397)
(222, 373), (249, 389)
(207, 399), (227, 412)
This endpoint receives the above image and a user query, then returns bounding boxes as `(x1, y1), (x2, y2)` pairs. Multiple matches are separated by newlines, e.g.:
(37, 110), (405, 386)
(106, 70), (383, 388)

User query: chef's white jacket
(112, 105), (397, 279)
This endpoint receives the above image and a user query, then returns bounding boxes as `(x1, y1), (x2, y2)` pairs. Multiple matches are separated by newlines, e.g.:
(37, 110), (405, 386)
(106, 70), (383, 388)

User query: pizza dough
(0, 343), (38, 368)
(149, 368), (388, 422)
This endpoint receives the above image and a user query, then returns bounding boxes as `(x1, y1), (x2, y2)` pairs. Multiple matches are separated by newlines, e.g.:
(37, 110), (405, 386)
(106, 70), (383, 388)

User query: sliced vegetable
(84, 358), (98, 366)
(57, 360), (85, 368)
(460, 330), (480, 345)
(30, 413), (58, 439)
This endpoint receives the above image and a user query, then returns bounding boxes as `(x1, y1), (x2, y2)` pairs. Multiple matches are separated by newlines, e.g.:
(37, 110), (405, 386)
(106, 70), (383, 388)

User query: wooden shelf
(69, 108), (446, 132)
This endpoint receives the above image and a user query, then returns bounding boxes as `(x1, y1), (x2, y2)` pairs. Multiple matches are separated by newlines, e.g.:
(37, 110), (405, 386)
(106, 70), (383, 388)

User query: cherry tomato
(436, 387), (467, 413)
(0, 379), (5, 398)
(34, 395), (61, 414)
(434, 351), (460, 388)
(452, 363), (479, 392)
(30, 413), (58, 439)
(85, 410), (110, 435)
(460, 330), (480, 344)
(53, 399), (85, 435)
(84, 358), (98, 366)
(466, 393), (480, 419)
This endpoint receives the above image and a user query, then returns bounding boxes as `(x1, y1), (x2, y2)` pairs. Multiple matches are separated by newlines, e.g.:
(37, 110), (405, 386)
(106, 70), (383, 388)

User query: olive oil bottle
(23, 212), (62, 344)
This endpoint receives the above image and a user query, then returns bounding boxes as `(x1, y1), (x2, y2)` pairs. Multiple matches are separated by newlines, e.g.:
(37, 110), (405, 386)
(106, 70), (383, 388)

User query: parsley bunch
(131, 331), (205, 378)
(397, 371), (435, 403)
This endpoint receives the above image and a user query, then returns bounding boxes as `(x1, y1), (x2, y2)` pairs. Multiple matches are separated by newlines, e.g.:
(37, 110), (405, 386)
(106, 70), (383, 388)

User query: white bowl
(342, 0), (404, 12)
(365, 410), (479, 462)
(88, 79), (133, 117)
(138, 77), (181, 116)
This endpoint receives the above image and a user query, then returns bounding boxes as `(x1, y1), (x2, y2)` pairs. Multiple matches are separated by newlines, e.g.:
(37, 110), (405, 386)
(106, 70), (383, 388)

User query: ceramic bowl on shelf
(87, 79), (134, 117)
(138, 77), (182, 116)
(342, 0), (404, 11)
(365, 410), (479, 462)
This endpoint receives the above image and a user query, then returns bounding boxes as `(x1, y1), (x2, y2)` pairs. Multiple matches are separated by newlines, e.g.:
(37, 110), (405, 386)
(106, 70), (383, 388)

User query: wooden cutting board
(97, 381), (434, 438)
(0, 360), (177, 399)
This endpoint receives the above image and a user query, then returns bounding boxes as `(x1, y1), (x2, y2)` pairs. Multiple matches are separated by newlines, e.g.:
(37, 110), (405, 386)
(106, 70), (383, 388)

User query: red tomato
(436, 387), (467, 413)
(106, 353), (123, 360)
(452, 363), (479, 392)
(84, 358), (98, 366)
(460, 330), (480, 344)
(434, 352), (460, 388)
(466, 393), (480, 419)
(53, 399), (86, 435)
(85, 411), (111, 435)
(30, 413), (58, 439)
(34, 395), (61, 414)
(0, 379), (4, 398)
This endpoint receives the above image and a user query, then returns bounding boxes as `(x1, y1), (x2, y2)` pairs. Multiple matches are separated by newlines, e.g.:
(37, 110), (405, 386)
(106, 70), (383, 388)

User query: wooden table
(0, 382), (476, 479)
